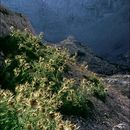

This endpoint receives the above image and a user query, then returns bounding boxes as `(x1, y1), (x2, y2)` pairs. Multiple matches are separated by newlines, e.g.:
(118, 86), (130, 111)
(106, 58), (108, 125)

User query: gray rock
(0, 5), (34, 37)
(112, 123), (129, 130)
(104, 74), (130, 98)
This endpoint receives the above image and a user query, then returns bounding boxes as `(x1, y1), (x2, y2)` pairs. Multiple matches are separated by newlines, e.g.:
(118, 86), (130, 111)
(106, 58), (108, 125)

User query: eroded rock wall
(0, 5), (34, 37)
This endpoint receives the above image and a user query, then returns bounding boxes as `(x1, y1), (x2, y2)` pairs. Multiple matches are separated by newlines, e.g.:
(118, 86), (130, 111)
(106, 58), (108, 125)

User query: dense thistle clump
(0, 29), (106, 130)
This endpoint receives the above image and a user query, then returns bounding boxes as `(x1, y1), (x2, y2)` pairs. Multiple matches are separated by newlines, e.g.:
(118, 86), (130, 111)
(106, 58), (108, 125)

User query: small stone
(112, 123), (129, 130)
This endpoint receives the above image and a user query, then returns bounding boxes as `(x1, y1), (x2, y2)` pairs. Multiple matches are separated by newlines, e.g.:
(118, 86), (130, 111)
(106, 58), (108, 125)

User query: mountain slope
(1, 0), (129, 66)
(0, 5), (129, 130)
(48, 36), (123, 75)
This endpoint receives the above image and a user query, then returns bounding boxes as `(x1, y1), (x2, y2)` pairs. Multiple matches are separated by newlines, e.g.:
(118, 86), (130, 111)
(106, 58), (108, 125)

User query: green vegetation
(0, 28), (106, 130)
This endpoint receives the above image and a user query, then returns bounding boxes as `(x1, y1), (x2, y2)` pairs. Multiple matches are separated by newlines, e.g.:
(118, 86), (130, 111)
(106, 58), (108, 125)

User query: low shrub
(0, 28), (106, 130)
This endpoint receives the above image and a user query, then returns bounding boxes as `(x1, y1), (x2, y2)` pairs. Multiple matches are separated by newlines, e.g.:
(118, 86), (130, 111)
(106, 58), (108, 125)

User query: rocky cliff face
(0, 5), (34, 37)
(1, 0), (129, 66)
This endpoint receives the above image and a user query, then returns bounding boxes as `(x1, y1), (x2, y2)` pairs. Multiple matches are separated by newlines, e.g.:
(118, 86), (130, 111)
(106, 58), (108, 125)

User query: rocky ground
(52, 38), (130, 130)
(65, 73), (130, 130)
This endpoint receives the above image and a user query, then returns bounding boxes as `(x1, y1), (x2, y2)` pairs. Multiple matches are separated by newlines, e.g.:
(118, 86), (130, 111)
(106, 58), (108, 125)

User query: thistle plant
(0, 29), (106, 130)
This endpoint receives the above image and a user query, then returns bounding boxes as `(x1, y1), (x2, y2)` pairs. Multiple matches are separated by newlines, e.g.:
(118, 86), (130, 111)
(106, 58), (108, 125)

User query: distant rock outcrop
(0, 4), (34, 37)
(52, 36), (126, 75)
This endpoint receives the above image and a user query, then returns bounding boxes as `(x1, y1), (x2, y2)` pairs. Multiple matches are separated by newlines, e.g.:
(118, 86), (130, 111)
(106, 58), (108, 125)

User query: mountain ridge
(1, 0), (129, 66)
